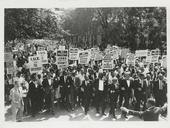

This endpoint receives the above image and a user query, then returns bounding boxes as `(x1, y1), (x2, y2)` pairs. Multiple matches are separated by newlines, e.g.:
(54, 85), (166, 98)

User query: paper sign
(135, 50), (149, 57)
(56, 50), (68, 69)
(38, 47), (46, 51)
(69, 48), (79, 60)
(59, 45), (65, 50)
(5, 52), (13, 62)
(79, 50), (90, 65)
(102, 54), (114, 69)
(36, 51), (48, 64)
(161, 55), (167, 68)
(126, 53), (135, 66)
(28, 55), (42, 74)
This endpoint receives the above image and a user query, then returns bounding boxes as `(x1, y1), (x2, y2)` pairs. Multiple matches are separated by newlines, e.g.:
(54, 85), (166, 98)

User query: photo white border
(0, 0), (170, 128)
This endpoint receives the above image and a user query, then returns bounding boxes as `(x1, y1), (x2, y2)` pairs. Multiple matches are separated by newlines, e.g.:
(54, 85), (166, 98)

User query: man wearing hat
(119, 71), (134, 117)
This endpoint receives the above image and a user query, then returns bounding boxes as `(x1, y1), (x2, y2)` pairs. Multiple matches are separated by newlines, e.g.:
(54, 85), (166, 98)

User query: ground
(4, 103), (167, 122)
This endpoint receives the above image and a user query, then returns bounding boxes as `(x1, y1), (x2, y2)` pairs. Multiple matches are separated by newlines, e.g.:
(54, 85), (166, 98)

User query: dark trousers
(95, 91), (106, 114)
(30, 98), (39, 116)
(155, 90), (166, 107)
(45, 91), (54, 113)
(135, 93), (146, 111)
(109, 92), (119, 116)
(60, 88), (70, 110)
(84, 95), (90, 114)
(119, 92), (130, 108)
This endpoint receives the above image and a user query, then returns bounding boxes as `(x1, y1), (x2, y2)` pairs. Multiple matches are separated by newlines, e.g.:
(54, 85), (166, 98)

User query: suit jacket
(42, 78), (54, 94)
(128, 106), (166, 121)
(144, 79), (153, 98)
(119, 79), (134, 95)
(94, 79), (108, 94)
(153, 80), (167, 98)
(81, 80), (92, 97)
(133, 79), (147, 96)
(28, 81), (39, 99)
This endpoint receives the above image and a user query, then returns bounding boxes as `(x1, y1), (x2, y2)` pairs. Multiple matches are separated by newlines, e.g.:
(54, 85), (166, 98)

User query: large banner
(69, 48), (79, 60)
(102, 54), (114, 69)
(36, 51), (48, 64)
(28, 55), (42, 74)
(126, 53), (135, 66)
(79, 50), (90, 65)
(56, 50), (68, 69)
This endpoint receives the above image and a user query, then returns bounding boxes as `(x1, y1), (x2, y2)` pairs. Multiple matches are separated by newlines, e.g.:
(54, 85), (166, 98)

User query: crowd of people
(5, 44), (167, 122)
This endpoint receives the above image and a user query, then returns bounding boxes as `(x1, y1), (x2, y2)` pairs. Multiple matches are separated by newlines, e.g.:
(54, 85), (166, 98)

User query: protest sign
(135, 50), (149, 57)
(79, 50), (90, 65)
(121, 48), (130, 58)
(56, 50), (68, 69)
(6, 61), (14, 74)
(102, 54), (114, 69)
(28, 55), (42, 74)
(145, 56), (152, 63)
(69, 48), (79, 60)
(109, 50), (118, 60)
(94, 51), (103, 61)
(59, 45), (65, 50)
(5, 52), (13, 62)
(126, 53), (135, 66)
(161, 55), (167, 68)
(36, 51), (48, 64)
(38, 46), (46, 51)
(151, 55), (159, 63)
(91, 48), (99, 60)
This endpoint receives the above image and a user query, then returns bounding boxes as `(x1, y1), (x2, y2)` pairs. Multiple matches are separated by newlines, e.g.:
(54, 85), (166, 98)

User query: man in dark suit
(153, 73), (167, 107)
(81, 75), (92, 115)
(121, 98), (167, 121)
(59, 71), (69, 111)
(119, 71), (134, 110)
(42, 73), (55, 115)
(133, 73), (147, 111)
(28, 74), (39, 117)
(94, 72), (108, 116)
(109, 77), (119, 119)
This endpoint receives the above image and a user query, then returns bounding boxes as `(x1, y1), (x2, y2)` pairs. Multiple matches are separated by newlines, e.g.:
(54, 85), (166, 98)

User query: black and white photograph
(1, 0), (169, 126)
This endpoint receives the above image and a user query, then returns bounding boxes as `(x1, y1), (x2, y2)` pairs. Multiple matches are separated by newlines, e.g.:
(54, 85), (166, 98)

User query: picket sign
(38, 46), (46, 51)
(79, 50), (90, 65)
(28, 55), (42, 74)
(121, 48), (130, 58)
(102, 54), (114, 69)
(109, 50), (119, 60)
(91, 48), (99, 60)
(59, 45), (65, 50)
(135, 50), (149, 57)
(69, 48), (79, 60)
(36, 51), (48, 64)
(146, 56), (152, 63)
(151, 55), (159, 63)
(161, 55), (167, 68)
(126, 53), (135, 66)
(5, 52), (13, 62)
(56, 50), (68, 69)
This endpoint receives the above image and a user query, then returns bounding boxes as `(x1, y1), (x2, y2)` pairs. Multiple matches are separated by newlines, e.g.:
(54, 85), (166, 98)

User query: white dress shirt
(99, 80), (104, 91)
